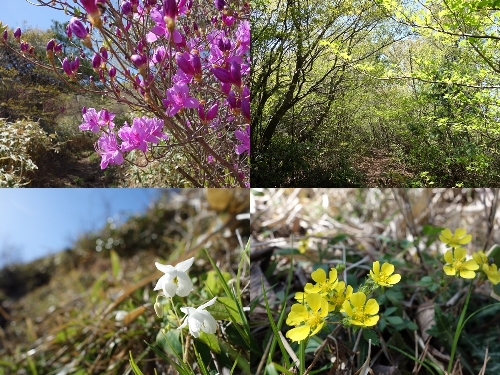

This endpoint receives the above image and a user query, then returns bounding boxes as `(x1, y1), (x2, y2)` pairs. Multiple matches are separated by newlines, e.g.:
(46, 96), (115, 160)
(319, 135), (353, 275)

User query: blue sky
(1, 1), (69, 31)
(0, 189), (169, 267)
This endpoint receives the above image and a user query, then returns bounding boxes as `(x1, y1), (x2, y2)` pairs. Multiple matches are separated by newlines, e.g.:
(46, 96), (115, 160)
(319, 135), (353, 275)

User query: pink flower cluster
(81, 108), (169, 169)
(3, 0), (250, 186)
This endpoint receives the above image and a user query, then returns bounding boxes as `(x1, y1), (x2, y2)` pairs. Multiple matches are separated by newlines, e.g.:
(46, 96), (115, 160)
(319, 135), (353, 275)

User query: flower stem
(448, 281), (473, 373)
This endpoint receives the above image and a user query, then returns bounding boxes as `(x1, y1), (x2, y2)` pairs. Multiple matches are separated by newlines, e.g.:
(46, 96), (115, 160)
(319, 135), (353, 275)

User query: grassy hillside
(0, 189), (250, 374)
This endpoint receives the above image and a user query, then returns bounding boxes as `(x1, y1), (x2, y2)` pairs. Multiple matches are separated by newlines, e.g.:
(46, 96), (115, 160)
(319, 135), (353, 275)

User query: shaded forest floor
(356, 148), (414, 187)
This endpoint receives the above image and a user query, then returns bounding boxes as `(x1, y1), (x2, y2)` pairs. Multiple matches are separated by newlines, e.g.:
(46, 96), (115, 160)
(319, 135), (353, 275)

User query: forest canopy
(251, 0), (500, 187)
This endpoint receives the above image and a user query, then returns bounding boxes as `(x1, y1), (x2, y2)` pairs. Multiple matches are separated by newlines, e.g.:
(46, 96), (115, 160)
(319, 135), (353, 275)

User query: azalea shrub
(0, 0), (250, 187)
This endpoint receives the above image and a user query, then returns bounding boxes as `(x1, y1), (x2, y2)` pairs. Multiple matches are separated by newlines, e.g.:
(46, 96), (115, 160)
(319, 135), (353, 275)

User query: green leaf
(206, 296), (243, 325)
(383, 306), (398, 316)
(205, 270), (231, 295)
(110, 249), (121, 280)
(386, 316), (404, 325)
(198, 331), (221, 353)
(156, 329), (183, 357)
(362, 329), (380, 346)
(328, 233), (349, 245)
(129, 351), (144, 375)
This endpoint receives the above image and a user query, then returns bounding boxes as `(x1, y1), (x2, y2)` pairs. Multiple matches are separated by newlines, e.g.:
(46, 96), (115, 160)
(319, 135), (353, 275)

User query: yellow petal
(443, 265), (456, 276)
(365, 299), (380, 314)
(349, 292), (367, 308)
(381, 262), (395, 275)
(286, 325), (310, 342)
(328, 268), (338, 281)
(472, 252), (484, 264)
(455, 228), (467, 237)
(363, 315), (379, 327)
(454, 247), (466, 261)
(459, 269), (476, 279)
(458, 234), (472, 245)
(387, 274), (401, 285)
(320, 297), (329, 317)
(372, 261), (380, 274)
(311, 268), (326, 283)
(463, 259), (479, 271)
(306, 293), (323, 312)
(309, 321), (324, 336)
(444, 250), (454, 264)
(341, 300), (353, 315)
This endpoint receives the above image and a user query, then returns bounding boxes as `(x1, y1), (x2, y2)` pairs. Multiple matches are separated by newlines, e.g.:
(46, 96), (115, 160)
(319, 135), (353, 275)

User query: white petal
(153, 275), (168, 291)
(178, 316), (189, 330)
(175, 273), (194, 297)
(175, 257), (195, 272)
(162, 280), (177, 297)
(155, 262), (175, 273)
(188, 315), (203, 337)
(198, 297), (217, 310)
(202, 314), (217, 334)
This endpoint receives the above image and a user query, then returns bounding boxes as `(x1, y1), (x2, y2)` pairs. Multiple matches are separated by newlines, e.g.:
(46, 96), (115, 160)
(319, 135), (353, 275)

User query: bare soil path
(357, 148), (413, 187)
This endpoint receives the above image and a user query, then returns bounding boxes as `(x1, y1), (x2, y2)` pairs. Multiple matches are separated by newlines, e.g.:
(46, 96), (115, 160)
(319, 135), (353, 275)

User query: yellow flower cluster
(440, 228), (500, 284)
(286, 261), (401, 343)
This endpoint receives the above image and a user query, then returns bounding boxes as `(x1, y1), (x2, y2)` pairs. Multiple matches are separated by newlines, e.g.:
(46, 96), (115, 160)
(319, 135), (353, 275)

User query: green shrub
(0, 118), (57, 186)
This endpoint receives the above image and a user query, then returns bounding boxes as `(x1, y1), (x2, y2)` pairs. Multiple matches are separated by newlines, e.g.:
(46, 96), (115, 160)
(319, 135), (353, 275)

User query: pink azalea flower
(146, 7), (182, 44)
(235, 126), (250, 155)
(95, 133), (124, 169)
(163, 82), (199, 116)
(118, 120), (149, 152)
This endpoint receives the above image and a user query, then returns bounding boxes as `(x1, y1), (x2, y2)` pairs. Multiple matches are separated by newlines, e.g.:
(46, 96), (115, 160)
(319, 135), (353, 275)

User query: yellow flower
(303, 268), (339, 296)
(439, 228), (472, 247)
(286, 293), (329, 342)
(443, 247), (479, 279)
(297, 238), (309, 254)
(326, 281), (353, 312)
(473, 251), (500, 285)
(370, 261), (401, 287)
(341, 292), (379, 328)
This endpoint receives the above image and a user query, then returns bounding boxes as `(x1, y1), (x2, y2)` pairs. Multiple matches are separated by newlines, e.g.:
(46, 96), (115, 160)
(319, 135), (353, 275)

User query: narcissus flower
(154, 257), (194, 297)
(443, 247), (479, 279)
(286, 293), (329, 343)
(370, 261), (401, 287)
(439, 228), (472, 247)
(473, 251), (500, 285)
(341, 292), (379, 328)
(178, 297), (218, 338)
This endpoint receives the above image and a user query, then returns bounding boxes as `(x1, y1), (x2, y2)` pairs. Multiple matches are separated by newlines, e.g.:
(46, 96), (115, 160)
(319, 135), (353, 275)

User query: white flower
(178, 297), (218, 338)
(154, 257), (194, 297)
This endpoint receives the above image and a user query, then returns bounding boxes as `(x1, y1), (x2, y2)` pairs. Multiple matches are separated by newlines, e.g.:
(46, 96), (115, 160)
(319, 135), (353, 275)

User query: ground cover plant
(0, 189), (250, 374)
(250, 188), (500, 374)
(1, 0), (250, 187)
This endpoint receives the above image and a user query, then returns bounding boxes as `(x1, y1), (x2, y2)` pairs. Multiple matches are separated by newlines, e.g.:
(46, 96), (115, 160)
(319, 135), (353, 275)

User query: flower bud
(55, 43), (63, 54)
(92, 53), (101, 70)
(131, 54), (147, 69)
(109, 66), (116, 79)
(62, 57), (72, 76)
(154, 302), (163, 318)
(176, 52), (195, 76)
(14, 27), (21, 42)
(230, 61), (242, 87)
(2, 30), (7, 43)
(121, 0), (132, 15)
(69, 17), (87, 39)
(212, 66), (232, 84)
(46, 39), (56, 62)
(100, 46), (108, 62)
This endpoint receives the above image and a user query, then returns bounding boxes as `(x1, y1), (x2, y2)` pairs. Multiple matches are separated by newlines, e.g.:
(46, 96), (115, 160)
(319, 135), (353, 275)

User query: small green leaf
(198, 331), (221, 353)
(110, 249), (121, 280)
(386, 316), (404, 325)
(207, 296), (243, 325)
(362, 329), (379, 346)
(383, 306), (397, 316)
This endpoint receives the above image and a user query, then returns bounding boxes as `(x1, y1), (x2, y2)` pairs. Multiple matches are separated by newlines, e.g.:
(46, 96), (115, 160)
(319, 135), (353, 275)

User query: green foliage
(0, 118), (57, 186)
